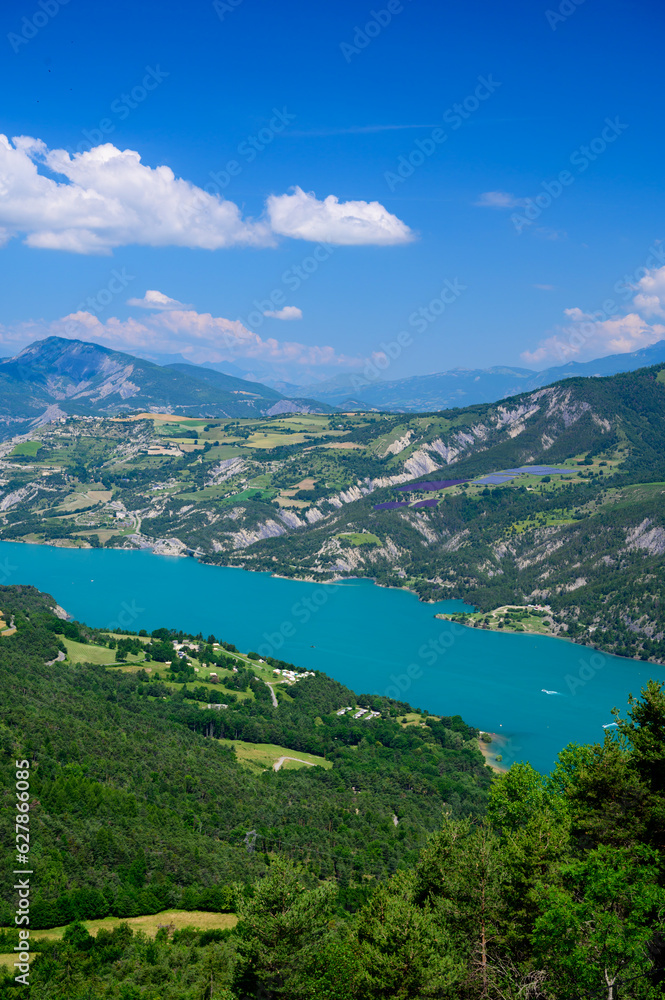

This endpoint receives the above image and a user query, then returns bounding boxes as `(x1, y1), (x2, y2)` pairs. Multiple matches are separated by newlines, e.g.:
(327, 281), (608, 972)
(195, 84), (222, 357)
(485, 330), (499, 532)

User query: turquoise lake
(2, 540), (663, 773)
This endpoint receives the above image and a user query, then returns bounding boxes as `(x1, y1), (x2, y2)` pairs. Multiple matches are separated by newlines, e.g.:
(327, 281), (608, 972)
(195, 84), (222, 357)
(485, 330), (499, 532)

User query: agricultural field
(8, 440), (41, 458)
(63, 638), (120, 665)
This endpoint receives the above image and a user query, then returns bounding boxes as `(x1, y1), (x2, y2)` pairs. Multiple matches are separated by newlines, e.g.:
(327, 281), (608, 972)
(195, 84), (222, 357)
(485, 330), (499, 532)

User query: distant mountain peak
(0, 337), (332, 436)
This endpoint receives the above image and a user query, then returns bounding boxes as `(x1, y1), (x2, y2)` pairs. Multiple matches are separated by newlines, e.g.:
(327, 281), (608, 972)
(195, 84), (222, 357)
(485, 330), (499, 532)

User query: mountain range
(2, 336), (665, 440)
(0, 337), (331, 437)
(282, 339), (665, 410)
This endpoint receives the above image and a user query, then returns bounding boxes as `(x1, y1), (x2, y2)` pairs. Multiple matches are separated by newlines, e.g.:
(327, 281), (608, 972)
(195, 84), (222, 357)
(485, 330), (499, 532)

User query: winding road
(264, 681), (278, 707)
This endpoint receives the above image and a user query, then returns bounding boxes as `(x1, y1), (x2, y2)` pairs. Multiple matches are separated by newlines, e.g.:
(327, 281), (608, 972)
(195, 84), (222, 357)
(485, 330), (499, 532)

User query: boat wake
(602, 722), (619, 729)
(541, 689), (562, 696)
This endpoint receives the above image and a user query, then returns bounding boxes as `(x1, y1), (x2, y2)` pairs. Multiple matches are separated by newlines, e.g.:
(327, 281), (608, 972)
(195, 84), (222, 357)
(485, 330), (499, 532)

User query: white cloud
(127, 290), (191, 311)
(522, 265), (665, 365)
(522, 305), (665, 366)
(0, 135), (271, 255)
(266, 186), (414, 246)
(633, 266), (665, 317)
(0, 136), (412, 254)
(263, 306), (303, 320)
(0, 303), (364, 378)
(475, 190), (526, 209)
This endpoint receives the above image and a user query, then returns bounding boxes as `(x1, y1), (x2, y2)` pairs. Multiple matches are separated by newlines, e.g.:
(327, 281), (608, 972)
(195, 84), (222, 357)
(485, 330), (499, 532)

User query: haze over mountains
(281, 339), (665, 411)
(2, 336), (665, 439)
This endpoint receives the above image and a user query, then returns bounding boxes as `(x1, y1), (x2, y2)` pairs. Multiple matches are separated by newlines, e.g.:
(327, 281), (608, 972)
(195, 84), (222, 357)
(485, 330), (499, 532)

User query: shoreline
(433, 608), (661, 664)
(1, 535), (662, 666)
(477, 733), (508, 773)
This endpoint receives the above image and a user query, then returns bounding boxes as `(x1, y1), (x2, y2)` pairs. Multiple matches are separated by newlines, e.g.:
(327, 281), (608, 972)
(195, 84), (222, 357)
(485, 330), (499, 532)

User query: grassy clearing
(601, 481), (665, 511)
(111, 660), (168, 675)
(270, 416), (330, 431)
(246, 432), (310, 448)
(0, 953), (37, 969)
(75, 529), (124, 543)
(63, 639), (118, 665)
(202, 444), (243, 461)
(25, 910), (237, 943)
(9, 440), (42, 458)
(218, 739), (331, 772)
(337, 532), (382, 547)
(506, 509), (577, 534)
(398, 712), (429, 728)
(59, 489), (112, 511)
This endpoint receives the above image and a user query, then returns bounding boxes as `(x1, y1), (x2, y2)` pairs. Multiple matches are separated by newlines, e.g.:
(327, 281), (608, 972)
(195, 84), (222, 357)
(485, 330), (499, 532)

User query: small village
(335, 705), (382, 721)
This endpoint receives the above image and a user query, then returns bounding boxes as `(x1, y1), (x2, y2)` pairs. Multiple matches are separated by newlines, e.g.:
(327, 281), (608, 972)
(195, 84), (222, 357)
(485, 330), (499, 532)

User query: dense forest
(0, 585), (663, 998)
(0, 585), (487, 921)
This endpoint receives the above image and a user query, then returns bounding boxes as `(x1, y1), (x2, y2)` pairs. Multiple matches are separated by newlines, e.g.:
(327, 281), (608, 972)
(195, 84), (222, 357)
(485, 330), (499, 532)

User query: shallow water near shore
(2, 540), (663, 773)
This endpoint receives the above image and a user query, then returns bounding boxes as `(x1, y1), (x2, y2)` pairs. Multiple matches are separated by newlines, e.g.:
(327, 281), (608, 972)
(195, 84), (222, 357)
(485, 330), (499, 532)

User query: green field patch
(337, 532), (382, 547)
(9, 440), (42, 458)
(218, 739), (331, 772)
(22, 910), (237, 944)
(63, 639), (118, 665)
(221, 487), (278, 503)
(270, 415), (331, 430)
(0, 952), (37, 969)
(398, 712), (429, 728)
(506, 509), (577, 534)
(246, 432), (310, 448)
(202, 444), (243, 461)
(600, 481), (665, 511)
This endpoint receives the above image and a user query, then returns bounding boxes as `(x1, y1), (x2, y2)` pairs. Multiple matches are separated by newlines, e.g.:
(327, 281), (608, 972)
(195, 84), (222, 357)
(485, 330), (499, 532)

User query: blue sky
(1, 0), (665, 383)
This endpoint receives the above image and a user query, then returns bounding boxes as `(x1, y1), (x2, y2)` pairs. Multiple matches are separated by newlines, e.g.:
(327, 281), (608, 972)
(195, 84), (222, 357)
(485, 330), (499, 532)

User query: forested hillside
(0, 586), (488, 930)
(0, 587), (663, 998)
